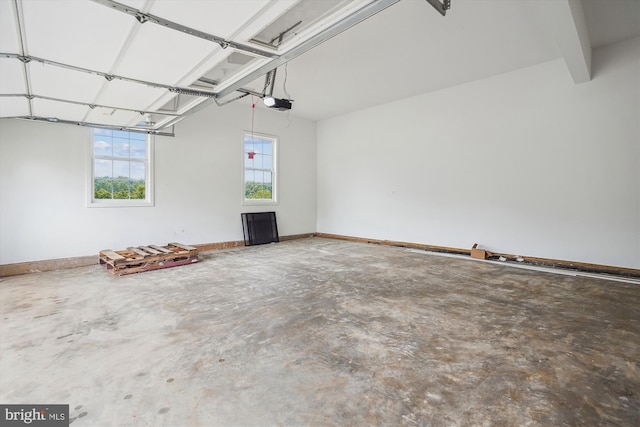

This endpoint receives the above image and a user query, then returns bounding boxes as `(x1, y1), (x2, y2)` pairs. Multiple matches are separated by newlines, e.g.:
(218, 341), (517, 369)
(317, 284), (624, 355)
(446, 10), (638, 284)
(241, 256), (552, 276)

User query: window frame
(242, 131), (278, 206)
(87, 128), (154, 208)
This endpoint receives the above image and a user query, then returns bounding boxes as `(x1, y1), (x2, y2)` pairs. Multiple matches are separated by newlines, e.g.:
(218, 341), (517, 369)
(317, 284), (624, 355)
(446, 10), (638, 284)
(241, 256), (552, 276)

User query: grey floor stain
(166, 378), (174, 383)
(158, 407), (170, 414)
(124, 394), (133, 400)
(78, 412), (88, 418)
(74, 405), (82, 410)
(33, 312), (59, 318)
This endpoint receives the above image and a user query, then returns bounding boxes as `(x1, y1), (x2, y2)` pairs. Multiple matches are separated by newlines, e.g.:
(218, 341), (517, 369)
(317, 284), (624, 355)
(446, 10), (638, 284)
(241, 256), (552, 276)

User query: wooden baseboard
(3, 233), (635, 279)
(0, 233), (317, 277)
(279, 233), (317, 241)
(316, 233), (468, 255)
(193, 233), (317, 252)
(315, 233), (640, 278)
(193, 240), (244, 251)
(0, 256), (99, 278)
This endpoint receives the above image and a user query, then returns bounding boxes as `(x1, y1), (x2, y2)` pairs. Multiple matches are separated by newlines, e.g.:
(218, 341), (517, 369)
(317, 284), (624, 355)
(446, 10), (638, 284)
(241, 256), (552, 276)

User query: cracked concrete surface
(1, 237), (638, 426)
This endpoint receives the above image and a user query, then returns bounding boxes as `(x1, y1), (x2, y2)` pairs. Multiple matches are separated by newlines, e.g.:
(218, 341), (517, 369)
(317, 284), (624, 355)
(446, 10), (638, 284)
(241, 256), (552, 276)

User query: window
(243, 132), (277, 204)
(88, 128), (154, 207)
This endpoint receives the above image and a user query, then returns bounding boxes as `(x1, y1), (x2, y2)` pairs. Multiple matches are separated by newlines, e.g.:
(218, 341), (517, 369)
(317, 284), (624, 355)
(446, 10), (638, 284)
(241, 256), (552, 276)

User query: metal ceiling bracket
(197, 77), (263, 98)
(134, 13), (148, 24)
(89, 0), (279, 59)
(268, 69), (277, 97)
(12, 0), (33, 116)
(425, 0), (451, 17)
(168, 87), (217, 98)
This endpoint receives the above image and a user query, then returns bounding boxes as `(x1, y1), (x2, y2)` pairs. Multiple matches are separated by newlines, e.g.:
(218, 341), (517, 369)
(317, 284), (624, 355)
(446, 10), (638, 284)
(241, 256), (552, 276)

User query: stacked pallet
(99, 242), (198, 275)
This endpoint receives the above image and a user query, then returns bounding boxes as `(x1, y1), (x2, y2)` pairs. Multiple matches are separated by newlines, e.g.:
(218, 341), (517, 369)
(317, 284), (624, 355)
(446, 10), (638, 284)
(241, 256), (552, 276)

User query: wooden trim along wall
(1, 232), (637, 279)
(315, 233), (640, 279)
(0, 233), (316, 277)
(191, 233), (315, 252)
(0, 255), (99, 278)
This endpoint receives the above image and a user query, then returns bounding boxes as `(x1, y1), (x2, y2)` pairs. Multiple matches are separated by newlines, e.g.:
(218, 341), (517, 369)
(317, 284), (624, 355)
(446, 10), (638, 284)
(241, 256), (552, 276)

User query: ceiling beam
(554, 0), (592, 83)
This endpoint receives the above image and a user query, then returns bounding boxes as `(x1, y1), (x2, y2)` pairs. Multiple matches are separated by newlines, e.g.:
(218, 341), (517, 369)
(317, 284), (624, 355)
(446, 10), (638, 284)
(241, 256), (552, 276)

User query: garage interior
(1, 0), (639, 426)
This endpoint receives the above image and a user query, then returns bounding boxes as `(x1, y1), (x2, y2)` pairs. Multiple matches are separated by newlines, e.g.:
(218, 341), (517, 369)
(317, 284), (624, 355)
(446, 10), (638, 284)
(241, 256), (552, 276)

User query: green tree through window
(92, 129), (148, 201)
(244, 133), (276, 202)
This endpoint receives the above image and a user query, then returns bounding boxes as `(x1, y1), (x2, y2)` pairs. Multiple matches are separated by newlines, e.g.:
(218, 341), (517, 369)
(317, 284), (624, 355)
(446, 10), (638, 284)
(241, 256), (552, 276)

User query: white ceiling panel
(29, 63), (105, 103)
(230, 0), (301, 44)
(0, 0), (21, 53)
(175, 47), (236, 90)
(84, 107), (140, 127)
(0, 59), (26, 93)
(95, 79), (166, 111)
(251, 0), (349, 47)
(0, 96), (29, 117)
(21, 0), (134, 71)
(201, 52), (265, 85)
(149, 0), (272, 40)
(32, 98), (88, 121)
(113, 21), (216, 85)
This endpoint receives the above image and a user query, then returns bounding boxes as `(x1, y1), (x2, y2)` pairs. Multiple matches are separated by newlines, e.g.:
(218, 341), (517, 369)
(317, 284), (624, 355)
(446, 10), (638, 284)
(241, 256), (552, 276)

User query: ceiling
(0, 0), (638, 134)
(280, 0), (640, 120)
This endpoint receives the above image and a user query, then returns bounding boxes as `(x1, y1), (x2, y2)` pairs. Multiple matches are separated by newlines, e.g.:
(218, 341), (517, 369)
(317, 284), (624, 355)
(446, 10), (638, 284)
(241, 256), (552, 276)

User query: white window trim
(242, 131), (278, 206)
(86, 129), (155, 208)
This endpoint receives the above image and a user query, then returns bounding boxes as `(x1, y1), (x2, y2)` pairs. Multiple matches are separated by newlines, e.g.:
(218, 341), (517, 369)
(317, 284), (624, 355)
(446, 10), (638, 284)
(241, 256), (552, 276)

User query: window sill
(87, 200), (154, 208)
(242, 199), (278, 206)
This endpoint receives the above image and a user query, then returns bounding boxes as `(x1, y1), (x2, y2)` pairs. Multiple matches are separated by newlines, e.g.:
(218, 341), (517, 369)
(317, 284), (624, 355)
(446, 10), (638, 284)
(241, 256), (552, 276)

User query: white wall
(1, 38), (638, 269)
(318, 37), (640, 269)
(0, 100), (317, 264)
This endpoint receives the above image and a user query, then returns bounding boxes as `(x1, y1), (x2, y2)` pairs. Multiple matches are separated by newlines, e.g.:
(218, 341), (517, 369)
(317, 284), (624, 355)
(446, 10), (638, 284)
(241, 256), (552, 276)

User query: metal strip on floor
(405, 249), (640, 284)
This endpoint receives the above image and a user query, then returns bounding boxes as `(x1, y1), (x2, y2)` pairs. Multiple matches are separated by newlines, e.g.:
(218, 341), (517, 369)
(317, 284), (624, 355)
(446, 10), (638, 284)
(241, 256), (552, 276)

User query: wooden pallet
(99, 242), (198, 276)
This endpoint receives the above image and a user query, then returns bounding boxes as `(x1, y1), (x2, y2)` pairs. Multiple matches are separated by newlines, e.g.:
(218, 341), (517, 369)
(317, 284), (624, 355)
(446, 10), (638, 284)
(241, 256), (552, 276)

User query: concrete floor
(1, 237), (638, 426)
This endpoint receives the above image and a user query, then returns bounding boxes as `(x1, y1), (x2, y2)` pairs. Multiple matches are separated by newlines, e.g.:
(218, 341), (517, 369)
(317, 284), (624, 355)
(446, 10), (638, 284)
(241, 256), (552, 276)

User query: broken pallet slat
(168, 242), (198, 252)
(100, 250), (124, 260)
(139, 246), (162, 255)
(149, 245), (173, 253)
(128, 247), (150, 257)
(99, 242), (199, 276)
